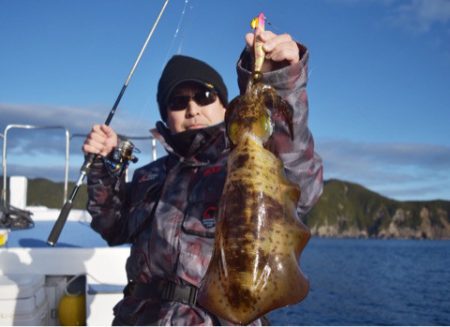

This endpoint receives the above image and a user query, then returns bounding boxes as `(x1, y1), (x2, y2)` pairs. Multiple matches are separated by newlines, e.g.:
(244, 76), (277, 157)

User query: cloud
(317, 139), (450, 200)
(376, 181), (450, 200)
(1, 103), (103, 134)
(320, 140), (450, 170)
(0, 103), (152, 135)
(327, 0), (398, 6)
(0, 102), (156, 156)
(391, 0), (450, 33)
(332, 0), (450, 33)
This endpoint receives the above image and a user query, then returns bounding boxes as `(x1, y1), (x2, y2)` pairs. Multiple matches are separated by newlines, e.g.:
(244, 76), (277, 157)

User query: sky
(1, 0), (450, 201)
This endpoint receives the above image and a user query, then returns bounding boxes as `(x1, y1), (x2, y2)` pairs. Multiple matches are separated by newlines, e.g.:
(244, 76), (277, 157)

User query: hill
(1, 177), (88, 210)
(305, 179), (450, 239)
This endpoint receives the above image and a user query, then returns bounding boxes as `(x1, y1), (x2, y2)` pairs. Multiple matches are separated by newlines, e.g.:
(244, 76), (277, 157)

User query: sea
(267, 237), (450, 326)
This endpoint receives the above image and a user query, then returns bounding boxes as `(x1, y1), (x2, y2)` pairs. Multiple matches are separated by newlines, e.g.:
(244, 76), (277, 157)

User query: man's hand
(245, 30), (300, 72)
(82, 124), (118, 157)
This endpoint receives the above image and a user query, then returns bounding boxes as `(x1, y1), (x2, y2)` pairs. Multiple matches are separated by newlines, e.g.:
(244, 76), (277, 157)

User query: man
(83, 30), (323, 325)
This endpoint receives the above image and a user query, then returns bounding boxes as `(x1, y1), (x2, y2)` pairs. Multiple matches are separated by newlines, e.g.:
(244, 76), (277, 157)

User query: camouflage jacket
(87, 44), (323, 325)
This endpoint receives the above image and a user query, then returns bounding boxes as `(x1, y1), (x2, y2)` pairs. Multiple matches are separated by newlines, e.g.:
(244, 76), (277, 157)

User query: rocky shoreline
(306, 180), (450, 240)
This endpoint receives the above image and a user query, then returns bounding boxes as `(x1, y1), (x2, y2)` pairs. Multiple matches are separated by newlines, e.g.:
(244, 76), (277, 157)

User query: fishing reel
(104, 139), (139, 177)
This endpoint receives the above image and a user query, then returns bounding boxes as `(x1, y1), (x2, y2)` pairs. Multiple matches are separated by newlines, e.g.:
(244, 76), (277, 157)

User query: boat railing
(1, 124), (70, 206)
(2, 125), (159, 207)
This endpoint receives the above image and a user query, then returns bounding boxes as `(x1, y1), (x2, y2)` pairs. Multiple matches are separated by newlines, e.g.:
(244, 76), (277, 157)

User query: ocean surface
(267, 238), (450, 326)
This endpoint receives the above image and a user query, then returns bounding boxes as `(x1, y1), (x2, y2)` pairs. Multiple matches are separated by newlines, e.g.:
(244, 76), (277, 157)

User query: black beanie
(157, 55), (228, 122)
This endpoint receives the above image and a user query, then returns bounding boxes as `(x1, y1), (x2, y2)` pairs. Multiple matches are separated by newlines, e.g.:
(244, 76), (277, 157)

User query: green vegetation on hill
(305, 179), (450, 239)
(1, 177), (88, 209)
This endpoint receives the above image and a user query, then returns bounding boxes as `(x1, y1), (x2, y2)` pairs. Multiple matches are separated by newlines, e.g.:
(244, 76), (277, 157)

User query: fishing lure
(198, 13), (311, 325)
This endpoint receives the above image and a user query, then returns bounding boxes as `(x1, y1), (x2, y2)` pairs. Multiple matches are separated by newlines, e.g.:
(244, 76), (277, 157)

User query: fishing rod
(47, 0), (170, 246)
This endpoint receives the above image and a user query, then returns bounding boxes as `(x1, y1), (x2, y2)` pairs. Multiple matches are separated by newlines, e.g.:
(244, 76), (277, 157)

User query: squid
(197, 13), (311, 325)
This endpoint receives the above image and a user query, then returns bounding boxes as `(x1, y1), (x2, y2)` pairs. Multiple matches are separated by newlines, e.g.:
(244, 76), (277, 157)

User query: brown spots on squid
(228, 283), (255, 310)
(226, 97), (262, 129)
(224, 246), (251, 271)
(232, 153), (250, 170)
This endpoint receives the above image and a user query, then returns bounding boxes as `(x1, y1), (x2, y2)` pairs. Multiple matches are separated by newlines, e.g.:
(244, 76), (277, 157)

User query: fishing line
(120, 1), (192, 161)
(264, 18), (282, 33)
(175, 0), (194, 55)
(163, 0), (193, 63)
(138, 0), (194, 140)
(173, 0), (190, 53)
(138, 0), (192, 114)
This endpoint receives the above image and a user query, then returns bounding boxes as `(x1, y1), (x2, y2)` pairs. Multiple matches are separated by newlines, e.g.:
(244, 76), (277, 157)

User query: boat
(0, 124), (157, 325)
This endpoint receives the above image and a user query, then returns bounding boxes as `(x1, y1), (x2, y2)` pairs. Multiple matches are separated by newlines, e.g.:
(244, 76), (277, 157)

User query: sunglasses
(167, 89), (218, 111)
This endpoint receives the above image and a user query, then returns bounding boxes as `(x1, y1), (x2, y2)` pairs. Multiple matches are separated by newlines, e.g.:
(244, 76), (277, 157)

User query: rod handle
(47, 200), (73, 246)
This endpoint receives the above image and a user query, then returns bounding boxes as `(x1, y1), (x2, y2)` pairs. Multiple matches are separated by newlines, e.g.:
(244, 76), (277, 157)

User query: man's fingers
(266, 42), (299, 64)
(82, 143), (101, 155)
(100, 124), (114, 137)
(261, 32), (292, 52)
(245, 33), (254, 49)
(82, 139), (102, 155)
(246, 31), (299, 67)
(82, 124), (116, 156)
(83, 142), (111, 157)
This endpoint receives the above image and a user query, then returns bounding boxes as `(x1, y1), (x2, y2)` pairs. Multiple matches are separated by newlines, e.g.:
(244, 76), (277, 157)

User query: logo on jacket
(202, 205), (217, 229)
(203, 166), (221, 177)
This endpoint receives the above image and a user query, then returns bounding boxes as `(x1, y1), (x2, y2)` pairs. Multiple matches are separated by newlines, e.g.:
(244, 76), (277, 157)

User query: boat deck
(0, 208), (129, 325)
